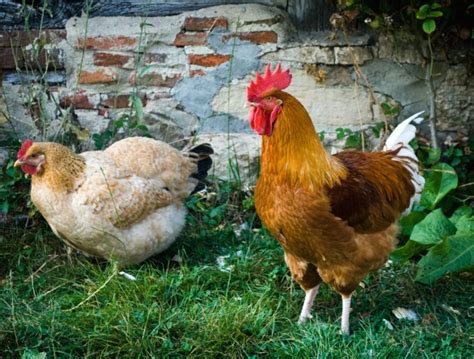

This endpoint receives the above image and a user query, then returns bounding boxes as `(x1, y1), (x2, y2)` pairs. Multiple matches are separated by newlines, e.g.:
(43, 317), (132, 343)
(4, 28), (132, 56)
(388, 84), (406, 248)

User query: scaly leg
(341, 293), (352, 335)
(298, 284), (320, 324)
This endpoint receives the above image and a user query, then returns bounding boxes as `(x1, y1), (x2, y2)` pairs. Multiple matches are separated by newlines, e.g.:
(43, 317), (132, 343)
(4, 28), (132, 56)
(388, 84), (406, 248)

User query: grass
(0, 181), (472, 358)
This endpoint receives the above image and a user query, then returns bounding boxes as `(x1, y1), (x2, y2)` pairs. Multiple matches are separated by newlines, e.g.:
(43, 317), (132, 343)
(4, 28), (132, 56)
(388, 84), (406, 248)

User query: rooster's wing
(326, 150), (415, 234)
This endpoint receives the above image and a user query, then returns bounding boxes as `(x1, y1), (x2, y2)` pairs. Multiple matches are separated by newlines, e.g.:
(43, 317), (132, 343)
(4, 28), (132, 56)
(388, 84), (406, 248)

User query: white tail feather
(383, 111), (425, 212)
(384, 111), (425, 151)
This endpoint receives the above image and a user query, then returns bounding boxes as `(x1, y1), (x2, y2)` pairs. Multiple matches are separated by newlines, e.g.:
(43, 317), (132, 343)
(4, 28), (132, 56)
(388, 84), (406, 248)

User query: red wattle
(21, 164), (37, 175)
(249, 107), (273, 136)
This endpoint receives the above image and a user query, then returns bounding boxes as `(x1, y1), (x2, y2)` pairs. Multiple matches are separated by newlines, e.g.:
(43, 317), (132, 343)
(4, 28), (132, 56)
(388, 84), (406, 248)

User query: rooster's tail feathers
(384, 111), (425, 212)
(384, 111), (424, 151)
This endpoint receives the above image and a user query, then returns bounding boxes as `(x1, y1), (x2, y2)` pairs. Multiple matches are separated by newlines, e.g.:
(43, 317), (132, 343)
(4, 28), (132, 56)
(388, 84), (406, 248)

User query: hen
(247, 64), (424, 334)
(15, 137), (213, 266)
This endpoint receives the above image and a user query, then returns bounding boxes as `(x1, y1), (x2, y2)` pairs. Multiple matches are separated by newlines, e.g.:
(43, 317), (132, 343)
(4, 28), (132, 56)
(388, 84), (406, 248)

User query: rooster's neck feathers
(31, 143), (86, 192)
(261, 92), (346, 190)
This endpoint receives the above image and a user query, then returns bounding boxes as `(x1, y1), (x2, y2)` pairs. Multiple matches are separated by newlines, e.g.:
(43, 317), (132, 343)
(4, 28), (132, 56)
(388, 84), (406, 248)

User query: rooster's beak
(246, 102), (257, 108)
(14, 159), (24, 168)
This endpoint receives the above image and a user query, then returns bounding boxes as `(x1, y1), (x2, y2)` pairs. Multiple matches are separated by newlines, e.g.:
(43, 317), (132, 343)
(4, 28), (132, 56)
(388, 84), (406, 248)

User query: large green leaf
(420, 163), (458, 210)
(410, 208), (456, 245)
(455, 215), (474, 235)
(391, 239), (429, 262)
(399, 211), (427, 236)
(415, 234), (474, 284)
(450, 206), (473, 225)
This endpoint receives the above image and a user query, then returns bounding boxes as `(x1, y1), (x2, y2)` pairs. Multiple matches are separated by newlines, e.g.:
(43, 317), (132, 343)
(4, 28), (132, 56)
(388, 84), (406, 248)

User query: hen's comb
(17, 139), (33, 159)
(247, 64), (292, 102)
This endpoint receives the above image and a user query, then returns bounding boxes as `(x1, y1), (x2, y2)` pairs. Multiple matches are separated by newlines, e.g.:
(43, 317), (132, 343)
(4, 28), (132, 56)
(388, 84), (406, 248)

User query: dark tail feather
(189, 143), (213, 193)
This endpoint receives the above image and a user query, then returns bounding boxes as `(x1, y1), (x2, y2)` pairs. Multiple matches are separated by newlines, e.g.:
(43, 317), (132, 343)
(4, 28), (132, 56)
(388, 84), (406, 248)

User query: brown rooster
(247, 64), (424, 334)
(14, 137), (213, 266)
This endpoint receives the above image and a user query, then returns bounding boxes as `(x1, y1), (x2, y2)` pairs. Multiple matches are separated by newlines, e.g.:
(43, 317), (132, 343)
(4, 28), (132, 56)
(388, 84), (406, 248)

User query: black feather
(189, 143), (213, 193)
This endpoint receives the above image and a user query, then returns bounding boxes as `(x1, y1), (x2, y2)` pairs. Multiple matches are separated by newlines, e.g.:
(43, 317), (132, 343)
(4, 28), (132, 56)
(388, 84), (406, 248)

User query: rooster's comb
(17, 139), (33, 159)
(247, 64), (292, 102)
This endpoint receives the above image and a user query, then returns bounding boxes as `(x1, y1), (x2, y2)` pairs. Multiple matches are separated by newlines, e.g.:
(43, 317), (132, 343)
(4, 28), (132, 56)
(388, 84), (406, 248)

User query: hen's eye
(31, 154), (37, 158)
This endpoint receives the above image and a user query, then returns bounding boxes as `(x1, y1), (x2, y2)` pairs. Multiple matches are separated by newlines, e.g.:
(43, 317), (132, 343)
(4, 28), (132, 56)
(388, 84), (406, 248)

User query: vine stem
(425, 34), (439, 149)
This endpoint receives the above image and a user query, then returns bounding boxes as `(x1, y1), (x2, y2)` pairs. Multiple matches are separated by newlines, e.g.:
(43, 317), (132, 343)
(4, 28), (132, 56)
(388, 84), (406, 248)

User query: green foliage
(334, 123), (385, 150)
(92, 94), (150, 150)
(0, 179), (472, 356)
(336, 1), (472, 41)
(0, 139), (37, 220)
(416, 3), (444, 35)
(420, 163), (458, 210)
(394, 139), (474, 284)
(336, 127), (363, 149)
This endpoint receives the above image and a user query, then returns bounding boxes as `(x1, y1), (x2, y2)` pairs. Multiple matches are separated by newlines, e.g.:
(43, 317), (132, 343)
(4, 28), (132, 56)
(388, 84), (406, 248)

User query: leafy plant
(92, 94), (150, 150)
(416, 2), (444, 35)
(0, 139), (38, 222)
(393, 157), (474, 284)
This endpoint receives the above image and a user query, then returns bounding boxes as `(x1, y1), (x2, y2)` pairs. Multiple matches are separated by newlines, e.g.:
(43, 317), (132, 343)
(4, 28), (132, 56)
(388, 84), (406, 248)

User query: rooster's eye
(30, 154), (37, 158)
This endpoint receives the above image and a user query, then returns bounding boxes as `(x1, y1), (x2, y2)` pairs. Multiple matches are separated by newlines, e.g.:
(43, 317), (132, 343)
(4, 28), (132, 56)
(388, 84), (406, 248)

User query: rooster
(14, 137), (213, 266)
(247, 64), (424, 334)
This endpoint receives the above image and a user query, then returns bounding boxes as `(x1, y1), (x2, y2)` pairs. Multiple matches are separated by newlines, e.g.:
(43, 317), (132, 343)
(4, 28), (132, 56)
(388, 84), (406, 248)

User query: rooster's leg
(298, 284), (320, 324)
(341, 293), (352, 335)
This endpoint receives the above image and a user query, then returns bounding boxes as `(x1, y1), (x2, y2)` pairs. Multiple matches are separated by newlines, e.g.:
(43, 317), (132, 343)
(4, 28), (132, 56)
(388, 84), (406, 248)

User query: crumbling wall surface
(1, 4), (472, 181)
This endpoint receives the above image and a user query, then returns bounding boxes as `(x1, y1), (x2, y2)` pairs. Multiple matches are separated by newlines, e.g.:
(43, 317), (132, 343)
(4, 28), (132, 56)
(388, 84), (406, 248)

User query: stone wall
(1, 4), (472, 181)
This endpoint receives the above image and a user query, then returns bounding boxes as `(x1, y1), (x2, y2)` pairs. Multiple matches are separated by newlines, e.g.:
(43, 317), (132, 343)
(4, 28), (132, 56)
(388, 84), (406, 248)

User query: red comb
(17, 139), (33, 159)
(247, 64), (292, 102)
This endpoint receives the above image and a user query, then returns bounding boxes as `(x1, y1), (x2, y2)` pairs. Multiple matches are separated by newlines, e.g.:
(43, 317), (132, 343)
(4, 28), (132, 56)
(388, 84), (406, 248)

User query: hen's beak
(14, 159), (24, 168)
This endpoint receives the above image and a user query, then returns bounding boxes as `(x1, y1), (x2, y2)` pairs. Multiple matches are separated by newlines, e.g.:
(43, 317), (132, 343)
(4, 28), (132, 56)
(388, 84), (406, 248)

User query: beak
(246, 102), (257, 108)
(14, 159), (24, 168)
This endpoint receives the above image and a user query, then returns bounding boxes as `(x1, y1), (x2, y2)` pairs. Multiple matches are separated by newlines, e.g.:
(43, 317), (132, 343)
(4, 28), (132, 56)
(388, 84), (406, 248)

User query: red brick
(101, 94), (147, 108)
(0, 30), (66, 47)
(78, 69), (118, 84)
(61, 93), (94, 109)
(189, 69), (205, 77)
(129, 72), (181, 88)
(184, 17), (228, 31)
(0, 45), (63, 70)
(98, 107), (110, 117)
(188, 54), (231, 67)
(224, 31), (278, 44)
(173, 32), (207, 47)
(94, 52), (130, 67)
(77, 36), (137, 50)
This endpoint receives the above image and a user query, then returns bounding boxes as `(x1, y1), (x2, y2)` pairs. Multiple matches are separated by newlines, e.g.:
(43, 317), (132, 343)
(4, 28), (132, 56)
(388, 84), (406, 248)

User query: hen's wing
(326, 150), (415, 234)
(104, 137), (198, 199)
(74, 153), (175, 229)
(75, 137), (197, 229)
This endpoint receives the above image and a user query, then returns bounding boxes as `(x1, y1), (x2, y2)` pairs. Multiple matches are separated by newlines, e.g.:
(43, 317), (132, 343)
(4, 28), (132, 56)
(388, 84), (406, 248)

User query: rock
(0, 148), (9, 167)
(0, 84), (38, 140)
(262, 46), (335, 65)
(334, 46), (374, 65)
(377, 34), (423, 64)
(144, 98), (200, 143)
(75, 110), (110, 134)
(435, 64), (473, 131)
